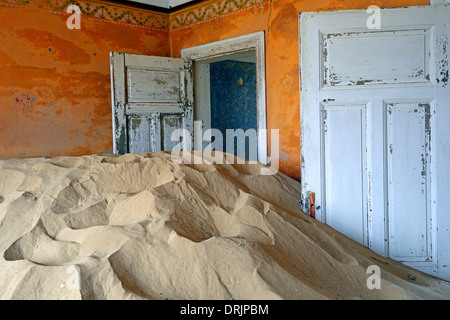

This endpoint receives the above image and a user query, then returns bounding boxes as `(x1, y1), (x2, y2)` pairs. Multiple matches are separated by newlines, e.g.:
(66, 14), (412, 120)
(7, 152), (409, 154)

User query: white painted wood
(125, 54), (185, 70)
(110, 52), (127, 155)
(181, 32), (268, 164)
(128, 116), (151, 154)
(126, 104), (184, 114)
(161, 114), (184, 150)
(322, 29), (432, 88)
(300, 6), (450, 281)
(127, 69), (181, 103)
(386, 101), (433, 263)
(193, 61), (211, 150)
(110, 52), (193, 154)
(430, 0), (449, 6)
(322, 102), (368, 245)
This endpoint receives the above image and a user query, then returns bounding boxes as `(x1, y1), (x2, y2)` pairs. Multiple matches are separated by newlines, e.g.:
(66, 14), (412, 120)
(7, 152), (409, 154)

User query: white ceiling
(125, 0), (195, 9)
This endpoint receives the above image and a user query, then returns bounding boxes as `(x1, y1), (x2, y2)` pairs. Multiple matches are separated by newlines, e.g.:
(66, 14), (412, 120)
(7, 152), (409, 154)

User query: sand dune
(0, 151), (449, 300)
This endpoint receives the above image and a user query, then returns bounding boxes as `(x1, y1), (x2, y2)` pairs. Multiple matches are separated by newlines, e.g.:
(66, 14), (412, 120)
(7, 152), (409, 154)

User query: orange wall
(0, 0), (429, 181)
(0, 1), (169, 157)
(170, 0), (429, 180)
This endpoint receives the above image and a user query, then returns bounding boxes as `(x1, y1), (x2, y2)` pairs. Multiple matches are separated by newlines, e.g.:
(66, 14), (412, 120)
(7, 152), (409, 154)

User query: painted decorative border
(170, 0), (269, 30)
(0, 0), (170, 31)
(0, 0), (271, 31)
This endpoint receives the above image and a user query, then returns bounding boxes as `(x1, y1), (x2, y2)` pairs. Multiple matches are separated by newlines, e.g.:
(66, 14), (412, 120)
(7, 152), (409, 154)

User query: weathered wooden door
(300, 6), (450, 281)
(110, 53), (193, 154)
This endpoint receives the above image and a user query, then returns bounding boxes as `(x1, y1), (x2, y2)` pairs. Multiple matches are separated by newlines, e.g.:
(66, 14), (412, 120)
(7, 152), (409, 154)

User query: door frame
(181, 31), (268, 164)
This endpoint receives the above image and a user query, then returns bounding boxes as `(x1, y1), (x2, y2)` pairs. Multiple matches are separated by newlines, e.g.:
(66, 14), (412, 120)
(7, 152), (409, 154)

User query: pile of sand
(0, 151), (449, 300)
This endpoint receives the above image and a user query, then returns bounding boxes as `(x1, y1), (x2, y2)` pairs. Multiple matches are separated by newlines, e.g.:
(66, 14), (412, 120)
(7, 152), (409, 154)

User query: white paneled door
(110, 53), (193, 154)
(300, 6), (450, 280)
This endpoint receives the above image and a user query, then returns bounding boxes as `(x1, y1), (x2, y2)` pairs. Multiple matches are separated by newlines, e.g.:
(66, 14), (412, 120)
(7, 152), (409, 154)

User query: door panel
(127, 69), (181, 103)
(322, 103), (368, 245)
(322, 28), (432, 88)
(386, 101), (433, 262)
(111, 53), (193, 154)
(300, 6), (449, 280)
(128, 116), (151, 154)
(161, 114), (184, 151)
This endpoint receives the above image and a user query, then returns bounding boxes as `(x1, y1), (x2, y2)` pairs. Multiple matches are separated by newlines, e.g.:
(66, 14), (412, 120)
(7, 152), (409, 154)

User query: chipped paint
(411, 67), (424, 78)
(14, 93), (35, 111)
(420, 103), (432, 153)
(437, 33), (449, 86)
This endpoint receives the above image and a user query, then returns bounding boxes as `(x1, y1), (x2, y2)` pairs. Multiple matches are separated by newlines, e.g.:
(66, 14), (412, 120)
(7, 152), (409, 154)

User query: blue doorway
(210, 60), (257, 161)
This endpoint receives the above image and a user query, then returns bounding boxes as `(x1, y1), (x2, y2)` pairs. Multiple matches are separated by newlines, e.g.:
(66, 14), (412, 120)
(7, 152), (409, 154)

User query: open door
(300, 5), (450, 281)
(110, 53), (193, 154)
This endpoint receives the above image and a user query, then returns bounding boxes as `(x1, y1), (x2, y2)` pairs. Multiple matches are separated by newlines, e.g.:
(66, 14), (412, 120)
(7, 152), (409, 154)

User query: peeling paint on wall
(14, 93), (35, 111)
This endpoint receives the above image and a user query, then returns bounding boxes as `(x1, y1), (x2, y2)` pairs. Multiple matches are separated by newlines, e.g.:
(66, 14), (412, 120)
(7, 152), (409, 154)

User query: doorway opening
(198, 51), (257, 161)
(181, 32), (267, 164)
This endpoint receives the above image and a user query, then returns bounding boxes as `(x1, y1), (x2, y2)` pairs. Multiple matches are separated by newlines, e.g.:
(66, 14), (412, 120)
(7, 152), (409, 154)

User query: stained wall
(0, 0), (169, 157)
